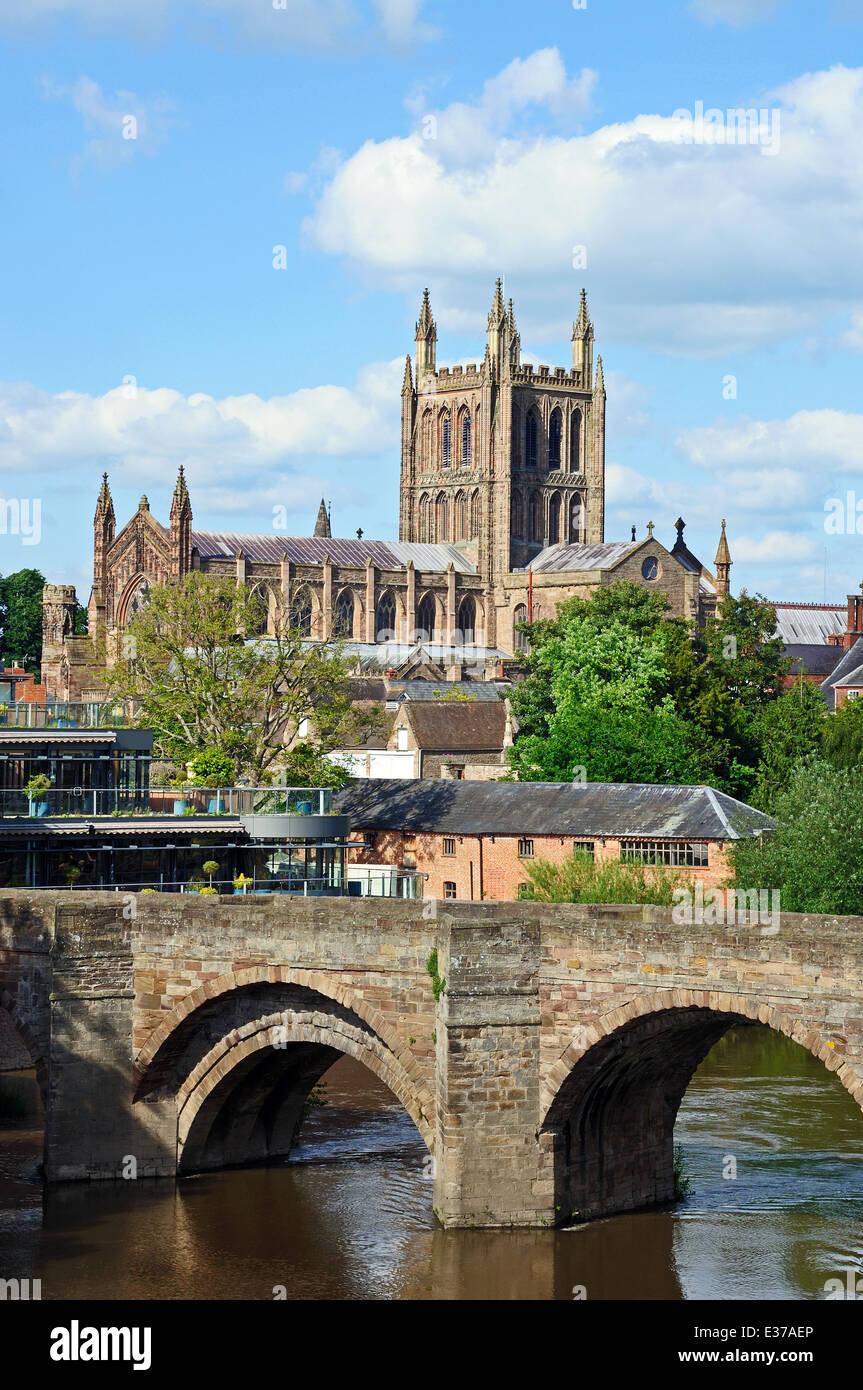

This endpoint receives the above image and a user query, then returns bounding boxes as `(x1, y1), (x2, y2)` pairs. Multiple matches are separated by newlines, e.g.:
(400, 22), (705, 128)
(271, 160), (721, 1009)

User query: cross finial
(647, 520), (655, 538)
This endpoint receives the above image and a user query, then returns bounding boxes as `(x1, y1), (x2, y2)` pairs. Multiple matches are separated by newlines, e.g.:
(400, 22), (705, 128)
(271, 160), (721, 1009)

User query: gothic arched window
(528, 491), (541, 542)
(513, 603), (529, 652)
(455, 491), (467, 541)
(570, 409), (581, 472)
(419, 493), (432, 543)
(442, 412), (452, 468)
(376, 590), (396, 641)
(436, 492), (448, 542)
(570, 495), (585, 543)
(457, 595), (476, 645)
(416, 592), (436, 642)
(549, 409), (562, 469)
(292, 586), (312, 637)
(525, 412), (538, 468)
(470, 491), (480, 538)
(332, 588), (354, 640)
(511, 491), (524, 537)
(549, 493), (561, 545)
(461, 411), (472, 466)
(422, 409), (433, 464)
(248, 585), (271, 637)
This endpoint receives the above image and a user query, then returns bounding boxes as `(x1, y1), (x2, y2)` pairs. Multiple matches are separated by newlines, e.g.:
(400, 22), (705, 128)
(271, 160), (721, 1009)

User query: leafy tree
(698, 591), (790, 724)
(821, 696), (863, 770)
(98, 573), (376, 781)
(190, 748), (236, 787)
(728, 760), (863, 914)
(512, 702), (706, 785)
(0, 568), (46, 671)
(749, 680), (826, 812)
(520, 847), (688, 905)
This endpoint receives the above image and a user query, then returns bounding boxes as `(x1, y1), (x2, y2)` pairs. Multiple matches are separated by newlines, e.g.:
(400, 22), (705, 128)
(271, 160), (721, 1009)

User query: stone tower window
(528, 491), (541, 542)
(442, 412), (452, 468)
(455, 491), (467, 541)
(376, 590), (396, 641)
(570, 495), (584, 543)
(436, 493), (448, 542)
(419, 493), (432, 543)
(549, 409), (562, 469)
(549, 493), (561, 545)
(333, 589), (354, 639)
(457, 595), (476, 644)
(570, 408), (581, 471)
(470, 491), (480, 538)
(513, 603), (529, 651)
(511, 491), (524, 537)
(525, 412), (538, 468)
(460, 411), (472, 466)
(417, 593), (436, 641)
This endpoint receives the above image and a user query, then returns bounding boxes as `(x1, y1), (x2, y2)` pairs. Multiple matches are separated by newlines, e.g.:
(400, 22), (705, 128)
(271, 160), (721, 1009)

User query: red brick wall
(348, 830), (734, 900)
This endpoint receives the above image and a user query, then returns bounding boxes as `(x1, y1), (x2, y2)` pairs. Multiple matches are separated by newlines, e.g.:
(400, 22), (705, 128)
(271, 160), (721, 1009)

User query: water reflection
(1, 1026), (862, 1299)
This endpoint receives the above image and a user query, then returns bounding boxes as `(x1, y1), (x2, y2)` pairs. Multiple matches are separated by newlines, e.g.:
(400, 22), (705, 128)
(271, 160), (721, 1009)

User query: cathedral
(41, 283), (731, 700)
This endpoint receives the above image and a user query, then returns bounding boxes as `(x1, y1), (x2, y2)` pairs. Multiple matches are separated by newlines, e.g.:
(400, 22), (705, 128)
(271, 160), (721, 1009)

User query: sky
(0, 0), (862, 606)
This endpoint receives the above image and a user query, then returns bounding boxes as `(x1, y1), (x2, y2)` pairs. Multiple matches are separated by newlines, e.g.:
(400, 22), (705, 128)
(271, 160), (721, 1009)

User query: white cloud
(731, 531), (819, 563)
(41, 75), (175, 170)
(0, 0), (435, 51)
(0, 360), (403, 519)
(689, 0), (783, 26)
(304, 56), (863, 355)
(677, 409), (863, 474)
(841, 310), (863, 351)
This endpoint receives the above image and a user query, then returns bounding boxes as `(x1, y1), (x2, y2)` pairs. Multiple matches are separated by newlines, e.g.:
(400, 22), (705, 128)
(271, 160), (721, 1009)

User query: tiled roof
(773, 603), (846, 645)
(820, 637), (863, 708)
(403, 701), (508, 751)
(517, 541), (640, 573)
(192, 532), (478, 573)
(336, 779), (774, 839)
(784, 644), (844, 679)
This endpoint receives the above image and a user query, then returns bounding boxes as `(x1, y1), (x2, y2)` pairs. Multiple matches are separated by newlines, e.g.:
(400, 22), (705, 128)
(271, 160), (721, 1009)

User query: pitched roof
(402, 701), (508, 751)
(398, 680), (509, 702)
(773, 603), (846, 645)
(335, 779), (774, 839)
(191, 533), (477, 573)
(784, 644), (844, 679)
(518, 541), (640, 573)
(820, 637), (863, 708)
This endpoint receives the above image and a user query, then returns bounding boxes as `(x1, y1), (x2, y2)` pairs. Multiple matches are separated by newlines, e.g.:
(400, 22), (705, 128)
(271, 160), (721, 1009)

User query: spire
(170, 463), (192, 521)
(486, 276), (507, 376)
(572, 287), (595, 380)
(94, 471), (115, 533)
(506, 297), (521, 368)
(96, 471), (112, 512)
(314, 498), (331, 539)
(415, 288), (437, 378)
(714, 518), (732, 597)
(488, 276), (505, 328)
(402, 354), (414, 396)
(593, 353), (605, 395)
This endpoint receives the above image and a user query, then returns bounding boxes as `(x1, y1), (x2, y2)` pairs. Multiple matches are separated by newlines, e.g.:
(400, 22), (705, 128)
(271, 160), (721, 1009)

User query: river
(1, 1024), (862, 1300)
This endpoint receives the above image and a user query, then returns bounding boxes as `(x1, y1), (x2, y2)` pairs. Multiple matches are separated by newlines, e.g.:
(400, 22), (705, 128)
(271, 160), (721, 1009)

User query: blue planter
(207, 797), (224, 814)
(173, 799), (188, 815)
(34, 801), (49, 818)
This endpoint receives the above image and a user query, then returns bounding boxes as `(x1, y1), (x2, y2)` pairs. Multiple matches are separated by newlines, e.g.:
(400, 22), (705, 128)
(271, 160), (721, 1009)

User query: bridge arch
(0, 989), (48, 1107)
(540, 989), (863, 1225)
(133, 966), (434, 1174)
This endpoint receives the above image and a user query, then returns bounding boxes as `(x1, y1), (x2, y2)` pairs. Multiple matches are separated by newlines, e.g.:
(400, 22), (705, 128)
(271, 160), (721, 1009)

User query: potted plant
(190, 749), (234, 814)
(233, 872), (251, 896)
(169, 775), (191, 816)
(186, 877), (205, 895)
(64, 865), (82, 889)
(202, 860), (220, 892)
(25, 773), (52, 818)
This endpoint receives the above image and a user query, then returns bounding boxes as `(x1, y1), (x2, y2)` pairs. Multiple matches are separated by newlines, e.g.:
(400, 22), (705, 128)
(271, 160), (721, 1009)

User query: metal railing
(0, 701), (131, 729)
(0, 785), (335, 820)
(10, 871), (424, 898)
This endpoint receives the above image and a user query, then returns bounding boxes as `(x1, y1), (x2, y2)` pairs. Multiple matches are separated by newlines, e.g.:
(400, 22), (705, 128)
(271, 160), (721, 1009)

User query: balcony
(0, 785), (335, 820)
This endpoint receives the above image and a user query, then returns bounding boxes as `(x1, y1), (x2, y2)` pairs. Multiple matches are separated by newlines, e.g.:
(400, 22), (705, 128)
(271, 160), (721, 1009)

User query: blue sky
(1, 0), (862, 606)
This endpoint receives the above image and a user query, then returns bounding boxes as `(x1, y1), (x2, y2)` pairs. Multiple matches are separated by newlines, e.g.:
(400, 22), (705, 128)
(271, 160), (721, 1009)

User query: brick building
(337, 779), (774, 902)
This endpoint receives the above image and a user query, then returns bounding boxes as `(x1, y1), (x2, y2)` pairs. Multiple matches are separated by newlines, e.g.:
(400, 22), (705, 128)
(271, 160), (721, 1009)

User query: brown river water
(1, 1025), (863, 1300)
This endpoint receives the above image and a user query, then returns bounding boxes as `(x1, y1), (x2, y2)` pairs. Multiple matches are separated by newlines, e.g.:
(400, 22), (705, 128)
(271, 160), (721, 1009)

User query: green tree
(521, 847), (687, 905)
(99, 573), (376, 781)
(728, 760), (863, 914)
(822, 696), (863, 770)
(749, 680), (826, 812)
(0, 568), (46, 671)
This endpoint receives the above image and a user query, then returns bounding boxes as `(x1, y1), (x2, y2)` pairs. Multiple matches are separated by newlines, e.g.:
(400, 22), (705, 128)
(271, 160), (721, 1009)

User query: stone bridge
(2, 891), (862, 1228)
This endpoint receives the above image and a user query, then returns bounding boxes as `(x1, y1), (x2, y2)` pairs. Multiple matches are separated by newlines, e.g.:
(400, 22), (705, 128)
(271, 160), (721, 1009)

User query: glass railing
(0, 785), (336, 820)
(8, 871), (424, 897)
(0, 701), (131, 729)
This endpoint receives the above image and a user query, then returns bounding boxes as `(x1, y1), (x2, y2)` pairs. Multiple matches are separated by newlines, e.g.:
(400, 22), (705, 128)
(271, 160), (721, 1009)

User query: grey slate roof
(784, 644), (844, 679)
(518, 541), (640, 573)
(335, 779), (774, 840)
(397, 680), (509, 702)
(192, 532), (477, 574)
(403, 702), (508, 752)
(773, 603), (846, 645)
(820, 637), (863, 708)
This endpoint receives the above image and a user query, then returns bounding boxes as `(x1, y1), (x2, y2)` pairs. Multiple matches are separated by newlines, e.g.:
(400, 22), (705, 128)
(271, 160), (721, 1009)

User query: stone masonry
(2, 892), (862, 1227)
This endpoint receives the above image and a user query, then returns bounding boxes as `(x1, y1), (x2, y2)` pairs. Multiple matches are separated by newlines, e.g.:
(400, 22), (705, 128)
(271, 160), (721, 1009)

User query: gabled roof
(820, 637), (863, 708)
(833, 663), (863, 690)
(191, 533), (477, 573)
(398, 680), (509, 702)
(784, 644), (844, 679)
(336, 779), (774, 839)
(400, 701), (508, 752)
(773, 603), (846, 645)
(518, 541), (640, 573)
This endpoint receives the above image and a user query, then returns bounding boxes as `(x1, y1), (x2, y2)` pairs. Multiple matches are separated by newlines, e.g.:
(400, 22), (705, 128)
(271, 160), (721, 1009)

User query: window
(457, 595), (476, 645)
(422, 408), (433, 463)
(528, 491), (540, 542)
(570, 409), (581, 471)
(444, 881), (457, 899)
(570, 495), (584, 543)
(332, 589), (354, 639)
(620, 840), (709, 867)
(525, 412), (538, 468)
(513, 603), (529, 652)
(548, 493), (561, 545)
(455, 491), (467, 541)
(419, 493), (432, 543)
(292, 586), (312, 637)
(573, 841), (595, 859)
(461, 413), (472, 466)
(442, 412), (452, 467)
(518, 837), (535, 858)
(549, 409), (562, 468)
(511, 491), (524, 537)
(416, 593), (436, 642)
(436, 493), (448, 542)
(443, 837), (456, 856)
(642, 556), (659, 581)
(376, 591), (396, 641)
(470, 491), (480, 538)
(848, 691), (860, 701)
(517, 882), (532, 900)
